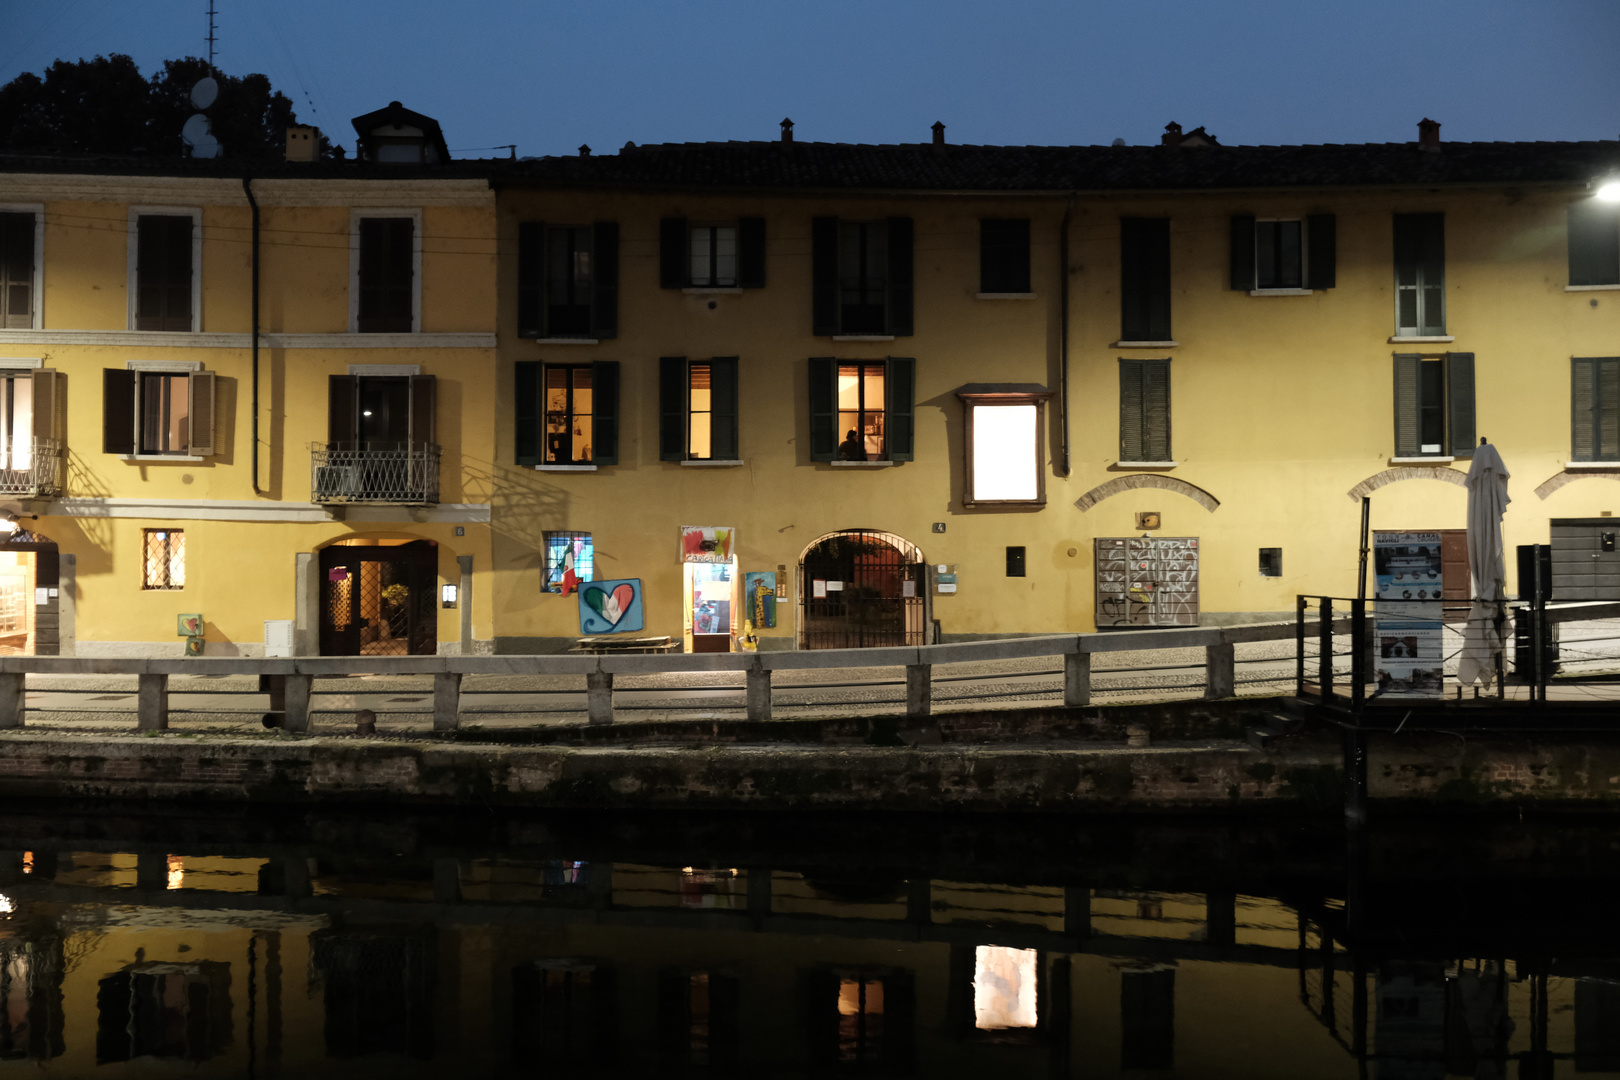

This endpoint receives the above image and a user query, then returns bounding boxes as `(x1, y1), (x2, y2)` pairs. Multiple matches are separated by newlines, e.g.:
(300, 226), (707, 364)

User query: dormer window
(349, 101), (450, 165)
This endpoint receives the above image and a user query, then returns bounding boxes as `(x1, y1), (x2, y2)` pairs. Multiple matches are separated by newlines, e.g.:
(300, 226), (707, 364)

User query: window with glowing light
(141, 530), (185, 590)
(973, 945), (1039, 1030)
(958, 387), (1051, 506)
(660, 357), (739, 461)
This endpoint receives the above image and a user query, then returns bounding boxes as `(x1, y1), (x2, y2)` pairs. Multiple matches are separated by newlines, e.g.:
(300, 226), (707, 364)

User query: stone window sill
(976, 292), (1037, 300)
(535, 464), (598, 472)
(830, 460), (895, 467)
(681, 287), (743, 295)
(1389, 335), (1456, 344)
(1249, 288), (1313, 296)
(120, 454), (206, 463)
(1113, 340), (1179, 348)
(1565, 461), (1620, 469)
(680, 459), (744, 467)
(1566, 284), (1620, 292)
(1115, 461), (1177, 469)
(1389, 456), (1455, 464)
(832, 335), (895, 342)
(533, 337), (599, 345)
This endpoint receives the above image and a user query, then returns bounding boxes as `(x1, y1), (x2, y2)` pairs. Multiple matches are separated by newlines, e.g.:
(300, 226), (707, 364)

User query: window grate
(141, 530), (185, 590)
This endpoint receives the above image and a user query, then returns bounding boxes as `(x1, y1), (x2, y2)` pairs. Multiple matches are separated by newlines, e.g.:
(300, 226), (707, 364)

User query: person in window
(838, 429), (867, 461)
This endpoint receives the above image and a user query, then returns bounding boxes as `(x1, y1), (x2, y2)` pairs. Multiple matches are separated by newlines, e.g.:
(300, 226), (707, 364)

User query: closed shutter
(1229, 215), (1256, 290)
(1119, 359), (1144, 460)
(710, 356), (739, 461)
(0, 211), (34, 329)
(659, 356), (686, 461)
(514, 360), (540, 465)
(886, 356), (916, 461)
(591, 360), (619, 465)
(1143, 359), (1171, 461)
(738, 216), (766, 288)
(1573, 357), (1596, 461)
(1121, 218), (1171, 340)
(1307, 214), (1337, 289)
(1446, 352), (1476, 457)
(408, 373), (435, 448)
(1603, 358), (1620, 461)
(357, 217), (413, 333)
(887, 216), (914, 336)
(136, 215), (194, 332)
(187, 371), (215, 456)
(659, 217), (687, 289)
(1393, 354), (1421, 457)
(102, 369), (136, 454)
(591, 221), (618, 339)
(517, 222), (544, 337)
(981, 218), (1030, 293)
(30, 369), (57, 441)
(328, 374), (357, 446)
(808, 356), (836, 461)
(811, 217), (838, 335)
(1569, 200), (1620, 287)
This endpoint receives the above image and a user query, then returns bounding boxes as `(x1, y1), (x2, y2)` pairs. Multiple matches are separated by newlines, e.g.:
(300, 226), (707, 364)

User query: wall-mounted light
(441, 583), (458, 608)
(1594, 174), (1620, 202)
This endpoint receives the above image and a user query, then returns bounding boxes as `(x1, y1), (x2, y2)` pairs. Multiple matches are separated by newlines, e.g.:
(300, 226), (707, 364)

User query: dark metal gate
(318, 541), (438, 656)
(798, 531), (925, 649)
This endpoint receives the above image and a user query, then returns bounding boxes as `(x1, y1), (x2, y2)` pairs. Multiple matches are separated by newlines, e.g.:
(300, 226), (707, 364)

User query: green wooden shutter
(517, 222), (544, 338)
(1143, 359), (1171, 461)
(710, 356), (740, 461)
(1229, 215), (1256, 290)
(1307, 214), (1336, 289)
(1393, 354), (1421, 456)
(659, 356), (686, 461)
(738, 217), (766, 288)
(591, 360), (619, 465)
(1446, 352), (1476, 457)
(327, 374), (357, 446)
(1573, 357), (1596, 461)
(659, 217), (687, 289)
(811, 217), (838, 335)
(808, 357), (836, 461)
(591, 221), (618, 339)
(1419, 214), (1445, 336)
(514, 361), (540, 465)
(1119, 359), (1144, 460)
(1602, 358), (1620, 461)
(886, 356), (916, 461)
(887, 216), (914, 336)
(1121, 218), (1171, 340)
(1569, 200), (1620, 287)
(102, 369), (136, 454)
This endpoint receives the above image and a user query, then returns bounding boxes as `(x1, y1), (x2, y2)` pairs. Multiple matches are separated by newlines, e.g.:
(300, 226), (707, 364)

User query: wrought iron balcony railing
(310, 443), (440, 505)
(0, 438), (63, 498)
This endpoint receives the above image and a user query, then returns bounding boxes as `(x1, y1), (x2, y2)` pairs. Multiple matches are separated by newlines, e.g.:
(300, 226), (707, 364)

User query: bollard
(1064, 651), (1091, 707)
(0, 672), (24, 730)
(433, 672), (462, 732)
(1204, 642), (1235, 700)
(587, 670), (614, 725)
(746, 662), (772, 723)
(283, 673), (313, 733)
(905, 663), (932, 718)
(136, 673), (168, 731)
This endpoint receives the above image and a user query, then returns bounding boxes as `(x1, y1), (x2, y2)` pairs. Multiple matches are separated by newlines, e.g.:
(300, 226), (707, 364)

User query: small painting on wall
(579, 578), (645, 635)
(744, 572), (777, 629)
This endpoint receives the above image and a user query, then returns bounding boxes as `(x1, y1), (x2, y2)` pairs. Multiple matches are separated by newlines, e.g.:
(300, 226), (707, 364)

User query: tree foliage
(0, 54), (332, 161)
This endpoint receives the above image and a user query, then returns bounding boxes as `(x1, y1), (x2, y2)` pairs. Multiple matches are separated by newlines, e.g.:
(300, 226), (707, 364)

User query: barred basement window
(142, 529), (185, 590)
(543, 532), (593, 594)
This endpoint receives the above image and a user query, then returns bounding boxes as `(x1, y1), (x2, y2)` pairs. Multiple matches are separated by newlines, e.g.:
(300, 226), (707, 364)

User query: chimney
(780, 118), (794, 145)
(579, 144), (591, 157)
(285, 125), (318, 163)
(1161, 121), (1183, 146)
(932, 121), (946, 148)
(1417, 117), (1441, 151)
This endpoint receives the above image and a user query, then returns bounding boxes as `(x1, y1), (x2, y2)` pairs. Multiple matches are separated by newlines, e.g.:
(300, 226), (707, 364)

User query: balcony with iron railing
(310, 443), (440, 505)
(0, 438), (63, 498)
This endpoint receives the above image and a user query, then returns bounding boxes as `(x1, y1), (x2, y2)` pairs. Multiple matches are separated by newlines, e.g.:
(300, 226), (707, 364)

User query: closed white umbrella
(1458, 441), (1511, 686)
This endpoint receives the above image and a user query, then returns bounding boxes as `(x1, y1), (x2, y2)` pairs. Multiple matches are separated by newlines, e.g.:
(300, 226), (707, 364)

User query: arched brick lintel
(1534, 468), (1620, 500)
(1074, 475), (1220, 513)
(1346, 467), (1466, 502)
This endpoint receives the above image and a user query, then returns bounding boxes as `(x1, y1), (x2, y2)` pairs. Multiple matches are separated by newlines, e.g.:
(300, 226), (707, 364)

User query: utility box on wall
(1094, 537), (1200, 628)
(264, 619), (294, 658)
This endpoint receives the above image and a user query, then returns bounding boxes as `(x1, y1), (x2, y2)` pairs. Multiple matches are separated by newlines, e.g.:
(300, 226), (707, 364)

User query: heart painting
(577, 577), (644, 635)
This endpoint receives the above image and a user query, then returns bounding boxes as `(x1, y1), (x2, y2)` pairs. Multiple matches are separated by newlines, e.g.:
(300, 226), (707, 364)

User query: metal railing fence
(310, 443), (440, 504)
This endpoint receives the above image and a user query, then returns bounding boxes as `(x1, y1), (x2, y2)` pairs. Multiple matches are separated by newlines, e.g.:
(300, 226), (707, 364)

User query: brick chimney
(1417, 117), (1441, 151)
(578, 144), (591, 157)
(780, 118), (794, 145)
(932, 121), (946, 147)
(285, 125), (318, 163)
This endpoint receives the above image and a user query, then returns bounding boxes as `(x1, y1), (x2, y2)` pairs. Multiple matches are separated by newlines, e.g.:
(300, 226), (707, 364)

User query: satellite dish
(182, 113), (221, 159)
(190, 76), (219, 110)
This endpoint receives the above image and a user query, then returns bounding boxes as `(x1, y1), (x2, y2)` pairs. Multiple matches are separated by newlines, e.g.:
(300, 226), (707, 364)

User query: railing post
(1295, 595), (1306, 698)
(284, 673), (313, 733)
(906, 663), (932, 718)
(746, 661), (772, 723)
(433, 671), (462, 732)
(136, 673), (168, 731)
(1204, 640), (1235, 700)
(0, 672), (24, 729)
(587, 669), (614, 725)
(1064, 649), (1091, 707)
(1350, 599), (1366, 715)
(1318, 598), (1334, 702)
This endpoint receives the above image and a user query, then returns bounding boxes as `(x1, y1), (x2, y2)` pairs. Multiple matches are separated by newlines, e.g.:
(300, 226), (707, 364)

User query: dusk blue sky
(2, 0), (1616, 158)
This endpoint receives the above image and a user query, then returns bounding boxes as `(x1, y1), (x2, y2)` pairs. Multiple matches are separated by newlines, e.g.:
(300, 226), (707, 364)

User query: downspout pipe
(1058, 193), (1075, 477)
(243, 177), (261, 495)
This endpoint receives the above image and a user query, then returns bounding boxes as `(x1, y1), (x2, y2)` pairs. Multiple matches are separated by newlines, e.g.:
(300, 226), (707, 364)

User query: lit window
(838, 362), (886, 460)
(958, 387), (1051, 506)
(660, 357), (739, 461)
(544, 365), (594, 465)
(974, 945), (1038, 1030)
(543, 532), (592, 594)
(103, 366), (216, 458)
(142, 529), (185, 590)
(837, 975), (885, 1063)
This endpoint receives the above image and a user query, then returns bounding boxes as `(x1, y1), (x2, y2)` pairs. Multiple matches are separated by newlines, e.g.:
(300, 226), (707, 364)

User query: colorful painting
(578, 578), (645, 635)
(681, 526), (735, 564)
(744, 572), (777, 629)
(177, 613), (203, 637)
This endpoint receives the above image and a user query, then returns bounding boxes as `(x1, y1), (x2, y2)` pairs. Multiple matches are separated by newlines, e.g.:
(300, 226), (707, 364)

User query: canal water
(0, 805), (1612, 1078)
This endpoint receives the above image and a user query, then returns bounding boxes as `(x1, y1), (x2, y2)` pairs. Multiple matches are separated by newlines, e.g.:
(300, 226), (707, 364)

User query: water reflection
(0, 810), (1612, 1076)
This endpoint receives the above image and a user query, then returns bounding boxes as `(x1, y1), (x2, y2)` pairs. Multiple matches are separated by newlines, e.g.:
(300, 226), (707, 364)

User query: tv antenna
(206, 0), (218, 68)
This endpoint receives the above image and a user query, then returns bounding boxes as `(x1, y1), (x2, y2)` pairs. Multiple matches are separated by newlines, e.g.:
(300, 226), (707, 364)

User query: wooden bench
(569, 636), (681, 655)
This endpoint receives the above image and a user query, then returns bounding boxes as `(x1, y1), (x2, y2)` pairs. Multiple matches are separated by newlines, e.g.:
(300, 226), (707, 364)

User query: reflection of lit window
(959, 389), (1051, 506)
(679, 867), (740, 910)
(20, 852), (30, 875)
(973, 945), (1038, 1030)
(837, 976), (885, 1063)
(165, 855), (183, 891)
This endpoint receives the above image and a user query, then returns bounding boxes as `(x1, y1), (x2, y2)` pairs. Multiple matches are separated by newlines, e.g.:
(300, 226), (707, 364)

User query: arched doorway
(798, 530), (927, 649)
(0, 528), (56, 656)
(318, 538), (437, 656)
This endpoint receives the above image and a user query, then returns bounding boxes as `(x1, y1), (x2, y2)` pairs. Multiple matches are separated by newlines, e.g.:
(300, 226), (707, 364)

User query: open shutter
(710, 356), (739, 461)
(328, 374), (357, 446)
(738, 217), (766, 288)
(1119, 359), (1144, 461)
(1569, 200), (1620, 287)
(102, 368), (136, 455)
(1307, 214), (1337, 289)
(591, 360), (619, 465)
(591, 221), (618, 339)
(187, 371), (216, 456)
(409, 373), (436, 448)
(808, 356), (836, 461)
(517, 221), (544, 337)
(811, 217), (838, 335)
(659, 356), (686, 461)
(1446, 352), (1475, 457)
(887, 216), (914, 336)
(30, 369), (57, 442)
(1393, 354), (1421, 457)
(1143, 359), (1171, 461)
(886, 356), (915, 461)
(515, 360), (540, 465)
(659, 217), (687, 289)
(1229, 215), (1256, 290)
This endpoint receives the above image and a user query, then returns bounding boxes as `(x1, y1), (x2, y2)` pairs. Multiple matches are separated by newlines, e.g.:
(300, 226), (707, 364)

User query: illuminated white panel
(971, 404), (1038, 501)
(973, 944), (1038, 1029)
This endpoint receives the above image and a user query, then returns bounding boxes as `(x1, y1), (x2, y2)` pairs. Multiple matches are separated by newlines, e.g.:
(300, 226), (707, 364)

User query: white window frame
(127, 207), (202, 333)
(0, 203), (44, 331)
(348, 208), (423, 334)
(1249, 217), (1311, 295)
